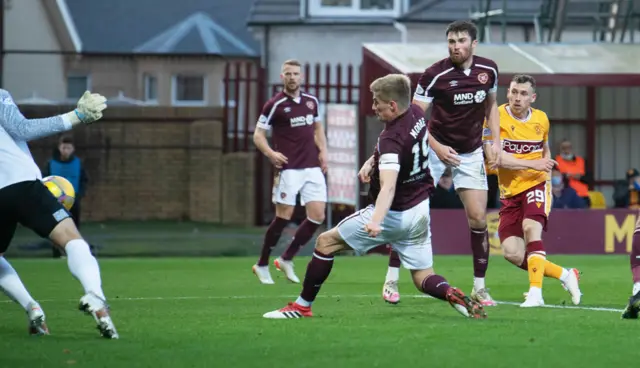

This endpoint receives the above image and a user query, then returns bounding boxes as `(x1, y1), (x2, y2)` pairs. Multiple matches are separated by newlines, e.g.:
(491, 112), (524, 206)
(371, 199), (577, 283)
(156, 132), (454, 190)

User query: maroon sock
(470, 227), (489, 278)
(300, 250), (334, 303)
(518, 251), (530, 271)
(388, 250), (401, 268)
(281, 219), (321, 261)
(257, 217), (289, 266)
(420, 274), (451, 301)
(631, 230), (640, 283)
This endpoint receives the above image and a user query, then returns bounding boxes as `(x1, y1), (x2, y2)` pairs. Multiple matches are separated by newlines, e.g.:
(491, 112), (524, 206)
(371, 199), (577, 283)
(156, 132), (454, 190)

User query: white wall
(3, 0), (67, 101)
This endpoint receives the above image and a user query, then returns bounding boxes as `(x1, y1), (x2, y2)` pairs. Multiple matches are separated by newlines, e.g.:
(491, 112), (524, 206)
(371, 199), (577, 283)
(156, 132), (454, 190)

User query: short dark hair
(445, 20), (478, 41)
(511, 74), (537, 90)
(59, 135), (74, 145)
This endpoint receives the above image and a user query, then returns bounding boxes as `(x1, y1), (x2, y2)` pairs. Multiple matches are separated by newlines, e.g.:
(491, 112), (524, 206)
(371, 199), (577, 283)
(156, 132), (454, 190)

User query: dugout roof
(362, 43), (640, 74)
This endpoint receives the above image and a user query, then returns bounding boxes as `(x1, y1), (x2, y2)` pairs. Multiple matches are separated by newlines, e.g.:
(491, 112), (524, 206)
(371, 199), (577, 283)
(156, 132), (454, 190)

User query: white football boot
(520, 287), (545, 308)
(252, 264), (275, 284)
(382, 280), (400, 304)
(27, 302), (49, 335)
(79, 292), (119, 339)
(274, 257), (300, 283)
(561, 268), (582, 305)
(470, 288), (497, 307)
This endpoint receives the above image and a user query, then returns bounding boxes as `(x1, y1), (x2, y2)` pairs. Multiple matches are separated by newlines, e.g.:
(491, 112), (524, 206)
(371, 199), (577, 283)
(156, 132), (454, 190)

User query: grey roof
(65, 0), (259, 57)
(399, 0), (544, 23)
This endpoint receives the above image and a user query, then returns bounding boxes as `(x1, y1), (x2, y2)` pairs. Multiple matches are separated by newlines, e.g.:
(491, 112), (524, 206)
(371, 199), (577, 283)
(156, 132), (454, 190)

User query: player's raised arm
(0, 90), (106, 142)
(253, 100), (288, 168)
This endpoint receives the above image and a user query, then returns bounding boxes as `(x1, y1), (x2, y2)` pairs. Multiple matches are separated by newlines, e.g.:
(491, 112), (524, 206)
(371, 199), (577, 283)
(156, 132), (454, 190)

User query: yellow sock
(528, 254), (546, 289)
(543, 260), (564, 280)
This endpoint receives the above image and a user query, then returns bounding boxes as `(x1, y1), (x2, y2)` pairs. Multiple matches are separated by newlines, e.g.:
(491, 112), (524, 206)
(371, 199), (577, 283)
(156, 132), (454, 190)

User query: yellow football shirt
(483, 104), (550, 199)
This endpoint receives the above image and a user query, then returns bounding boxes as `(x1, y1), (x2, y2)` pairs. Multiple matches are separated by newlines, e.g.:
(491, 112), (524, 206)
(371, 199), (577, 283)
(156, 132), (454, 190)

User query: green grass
(1, 255), (639, 368)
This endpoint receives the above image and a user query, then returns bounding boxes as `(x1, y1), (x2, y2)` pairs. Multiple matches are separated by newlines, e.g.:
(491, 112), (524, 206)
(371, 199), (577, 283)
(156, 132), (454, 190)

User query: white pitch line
(0, 294), (624, 313)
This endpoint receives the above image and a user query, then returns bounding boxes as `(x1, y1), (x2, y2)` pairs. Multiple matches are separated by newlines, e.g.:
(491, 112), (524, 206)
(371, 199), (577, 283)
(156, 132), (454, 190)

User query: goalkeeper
(0, 89), (119, 339)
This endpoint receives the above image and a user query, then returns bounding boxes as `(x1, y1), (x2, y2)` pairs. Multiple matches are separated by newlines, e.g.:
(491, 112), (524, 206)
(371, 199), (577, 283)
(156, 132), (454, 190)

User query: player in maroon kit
(382, 20), (502, 306)
(622, 212), (640, 318)
(252, 59), (328, 285)
(262, 74), (486, 320)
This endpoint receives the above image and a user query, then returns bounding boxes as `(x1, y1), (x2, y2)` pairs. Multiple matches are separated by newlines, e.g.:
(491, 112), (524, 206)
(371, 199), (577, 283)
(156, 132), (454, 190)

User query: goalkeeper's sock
(0, 256), (36, 310)
(527, 241), (546, 289)
(65, 239), (106, 300)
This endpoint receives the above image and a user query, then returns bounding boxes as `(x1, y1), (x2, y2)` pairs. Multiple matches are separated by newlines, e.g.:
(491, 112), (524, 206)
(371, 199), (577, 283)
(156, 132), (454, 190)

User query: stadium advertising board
(325, 104), (359, 207)
(430, 209), (638, 255)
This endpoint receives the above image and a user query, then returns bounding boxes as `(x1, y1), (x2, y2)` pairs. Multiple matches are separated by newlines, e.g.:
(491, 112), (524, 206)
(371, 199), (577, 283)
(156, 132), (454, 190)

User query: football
(42, 175), (76, 211)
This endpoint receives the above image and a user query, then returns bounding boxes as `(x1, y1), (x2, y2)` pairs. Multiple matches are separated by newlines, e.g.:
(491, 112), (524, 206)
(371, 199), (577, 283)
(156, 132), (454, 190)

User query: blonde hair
(282, 59), (302, 70)
(369, 74), (411, 110)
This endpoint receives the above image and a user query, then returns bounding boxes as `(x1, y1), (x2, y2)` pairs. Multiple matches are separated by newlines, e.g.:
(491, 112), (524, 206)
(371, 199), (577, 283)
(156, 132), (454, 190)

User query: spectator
(613, 168), (640, 209)
(554, 139), (591, 207)
(551, 166), (586, 209)
(430, 168), (464, 209)
(42, 136), (88, 258)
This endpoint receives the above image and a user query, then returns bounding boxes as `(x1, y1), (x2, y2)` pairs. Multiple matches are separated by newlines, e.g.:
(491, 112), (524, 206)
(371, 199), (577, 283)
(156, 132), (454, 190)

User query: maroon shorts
(498, 181), (551, 243)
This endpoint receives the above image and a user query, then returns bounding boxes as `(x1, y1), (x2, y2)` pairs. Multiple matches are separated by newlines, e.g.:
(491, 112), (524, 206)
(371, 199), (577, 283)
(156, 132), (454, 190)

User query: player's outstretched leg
(254, 216), (289, 284)
(382, 249), (400, 304)
(264, 228), (345, 319)
(0, 256), (49, 335)
(275, 216), (323, 284)
(412, 269), (486, 319)
(51, 219), (118, 339)
(622, 218), (640, 319)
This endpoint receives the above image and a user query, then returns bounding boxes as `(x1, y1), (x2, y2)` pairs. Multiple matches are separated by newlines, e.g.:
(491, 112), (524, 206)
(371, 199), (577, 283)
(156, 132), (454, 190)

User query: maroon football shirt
(256, 91), (321, 170)
(368, 104), (434, 211)
(413, 56), (499, 154)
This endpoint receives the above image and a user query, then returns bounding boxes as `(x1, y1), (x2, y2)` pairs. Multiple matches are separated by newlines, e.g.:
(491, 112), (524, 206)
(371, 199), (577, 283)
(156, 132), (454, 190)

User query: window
(171, 75), (207, 106)
(309, 0), (398, 16)
(144, 74), (158, 103)
(66, 75), (90, 99)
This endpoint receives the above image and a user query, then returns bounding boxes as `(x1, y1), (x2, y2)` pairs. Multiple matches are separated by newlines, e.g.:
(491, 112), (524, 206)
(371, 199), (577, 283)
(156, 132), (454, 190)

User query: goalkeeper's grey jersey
(0, 89), (72, 190)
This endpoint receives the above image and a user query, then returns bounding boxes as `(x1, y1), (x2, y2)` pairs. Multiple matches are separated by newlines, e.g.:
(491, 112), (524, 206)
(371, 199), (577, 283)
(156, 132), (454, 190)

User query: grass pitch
(1, 255), (639, 367)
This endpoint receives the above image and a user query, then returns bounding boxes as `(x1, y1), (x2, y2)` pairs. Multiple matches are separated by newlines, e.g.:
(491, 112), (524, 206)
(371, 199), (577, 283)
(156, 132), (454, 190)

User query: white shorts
(429, 147), (488, 190)
(272, 167), (327, 206)
(336, 200), (433, 270)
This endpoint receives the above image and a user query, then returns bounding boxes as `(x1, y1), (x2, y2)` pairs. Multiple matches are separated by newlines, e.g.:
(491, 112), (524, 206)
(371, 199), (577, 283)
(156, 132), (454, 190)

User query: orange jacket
(555, 155), (589, 198)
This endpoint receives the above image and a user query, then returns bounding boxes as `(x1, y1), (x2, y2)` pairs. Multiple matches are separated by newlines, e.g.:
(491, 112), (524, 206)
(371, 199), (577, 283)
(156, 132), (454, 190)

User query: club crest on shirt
(535, 125), (542, 135)
(306, 100), (315, 110)
(478, 72), (489, 84)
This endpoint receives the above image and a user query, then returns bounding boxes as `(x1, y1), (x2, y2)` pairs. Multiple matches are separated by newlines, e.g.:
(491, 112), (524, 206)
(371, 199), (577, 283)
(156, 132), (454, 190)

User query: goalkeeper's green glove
(63, 90), (107, 126)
